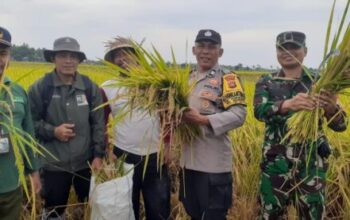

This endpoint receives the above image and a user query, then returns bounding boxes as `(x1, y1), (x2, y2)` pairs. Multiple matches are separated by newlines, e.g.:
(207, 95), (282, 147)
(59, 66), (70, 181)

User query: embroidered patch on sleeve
(222, 73), (246, 109)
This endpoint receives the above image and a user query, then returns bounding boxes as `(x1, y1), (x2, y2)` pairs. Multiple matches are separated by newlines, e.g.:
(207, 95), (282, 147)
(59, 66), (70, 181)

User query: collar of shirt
(52, 70), (85, 90)
(273, 69), (314, 83)
(192, 64), (221, 82)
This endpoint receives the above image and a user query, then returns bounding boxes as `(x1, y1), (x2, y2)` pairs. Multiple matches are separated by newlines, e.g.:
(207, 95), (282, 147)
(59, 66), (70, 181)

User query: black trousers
(0, 187), (22, 220)
(179, 168), (233, 220)
(40, 168), (91, 217)
(114, 146), (170, 220)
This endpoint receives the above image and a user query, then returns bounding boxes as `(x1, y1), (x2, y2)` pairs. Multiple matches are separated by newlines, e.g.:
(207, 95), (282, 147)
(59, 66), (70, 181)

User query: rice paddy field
(6, 62), (350, 219)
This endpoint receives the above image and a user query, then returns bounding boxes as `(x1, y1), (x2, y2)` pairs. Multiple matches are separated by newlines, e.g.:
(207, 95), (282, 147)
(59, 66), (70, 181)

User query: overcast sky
(1, 0), (348, 68)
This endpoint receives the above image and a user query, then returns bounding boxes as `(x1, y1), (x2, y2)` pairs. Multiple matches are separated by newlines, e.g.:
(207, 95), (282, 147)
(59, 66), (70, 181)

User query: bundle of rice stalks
(102, 43), (201, 161)
(92, 154), (131, 184)
(284, 0), (350, 144)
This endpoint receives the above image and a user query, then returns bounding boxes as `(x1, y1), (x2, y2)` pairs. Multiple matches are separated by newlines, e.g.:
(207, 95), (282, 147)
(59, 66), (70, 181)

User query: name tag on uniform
(13, 96), (25, 104)
(76, 94), (89, 106)
(52, 94), (61, 99)
(0, 137), (10, 154)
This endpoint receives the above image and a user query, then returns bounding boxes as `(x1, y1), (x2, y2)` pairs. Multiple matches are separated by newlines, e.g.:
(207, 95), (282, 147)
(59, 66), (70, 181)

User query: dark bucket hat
(0, 26), (12, 48)
(44, 37), (87, 62)
(276, 31), (306, 48)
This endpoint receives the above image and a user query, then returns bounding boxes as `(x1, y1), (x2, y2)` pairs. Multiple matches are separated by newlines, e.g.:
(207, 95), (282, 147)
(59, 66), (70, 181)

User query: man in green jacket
(28, 37), (105, 219)
(0, 26), (41, 220)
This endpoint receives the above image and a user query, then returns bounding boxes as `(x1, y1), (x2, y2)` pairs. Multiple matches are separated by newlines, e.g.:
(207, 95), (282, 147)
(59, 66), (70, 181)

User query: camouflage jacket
(253, 70), (347, 151)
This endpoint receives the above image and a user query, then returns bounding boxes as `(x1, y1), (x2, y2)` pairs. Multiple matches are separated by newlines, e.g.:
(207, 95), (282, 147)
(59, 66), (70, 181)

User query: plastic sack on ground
(89, 163), (135, 220)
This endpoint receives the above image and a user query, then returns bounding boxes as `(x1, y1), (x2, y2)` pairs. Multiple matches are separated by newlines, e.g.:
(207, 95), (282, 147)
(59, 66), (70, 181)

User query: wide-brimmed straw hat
(44, 37), (87, 62)
(104, 37), (135, 63)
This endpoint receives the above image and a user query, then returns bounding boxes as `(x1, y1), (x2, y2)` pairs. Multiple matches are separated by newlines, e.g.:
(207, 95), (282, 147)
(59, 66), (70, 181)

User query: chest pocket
(62, 90), (90, 132)
(76, 94), (89, 107)
(268, 81), (295, 101)
(72, 90), (90, 114)
(198, 82), (221, 115)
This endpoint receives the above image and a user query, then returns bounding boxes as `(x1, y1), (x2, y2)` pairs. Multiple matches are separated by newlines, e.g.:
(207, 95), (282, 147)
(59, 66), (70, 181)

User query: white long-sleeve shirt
(102, 80), (160, 155)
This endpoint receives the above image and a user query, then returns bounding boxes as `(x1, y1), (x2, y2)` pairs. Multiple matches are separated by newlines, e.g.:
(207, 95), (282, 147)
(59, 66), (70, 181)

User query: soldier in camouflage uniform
(253, 31), (348, 219)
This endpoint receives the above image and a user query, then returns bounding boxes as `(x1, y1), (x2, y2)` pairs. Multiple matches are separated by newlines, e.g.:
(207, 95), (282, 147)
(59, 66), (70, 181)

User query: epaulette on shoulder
(221, 68), (237, 75)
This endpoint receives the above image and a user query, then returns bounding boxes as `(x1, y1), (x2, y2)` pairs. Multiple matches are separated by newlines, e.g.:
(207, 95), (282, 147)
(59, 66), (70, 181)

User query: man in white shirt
(101, 37), (170, 220)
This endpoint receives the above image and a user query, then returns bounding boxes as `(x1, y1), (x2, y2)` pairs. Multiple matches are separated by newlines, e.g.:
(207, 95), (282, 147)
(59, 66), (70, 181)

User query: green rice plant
(91, 154), (132, 184)
(323, 99), (350, 218)
(284, 0), (350, 144)
(229, 78), (262, 219)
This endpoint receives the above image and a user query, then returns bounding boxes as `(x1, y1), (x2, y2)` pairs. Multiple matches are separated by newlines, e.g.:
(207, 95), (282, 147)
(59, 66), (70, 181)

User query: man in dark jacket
(28, 37), (105, 219)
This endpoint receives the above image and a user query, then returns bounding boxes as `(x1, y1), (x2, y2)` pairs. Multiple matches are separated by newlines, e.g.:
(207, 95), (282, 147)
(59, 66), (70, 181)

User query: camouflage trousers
(259, 144), (328, 220)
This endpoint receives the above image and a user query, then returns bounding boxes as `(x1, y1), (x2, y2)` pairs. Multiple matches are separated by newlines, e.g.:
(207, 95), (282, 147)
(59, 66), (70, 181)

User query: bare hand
(281, 93), (316, 113)
(91, 157), (103, 170)
(315, 90), (341, 122)
(30, 171), (42, 194)
(182, 108), (209, 125)
(54, 123), (76, 142)
(315, 90), (338, 116)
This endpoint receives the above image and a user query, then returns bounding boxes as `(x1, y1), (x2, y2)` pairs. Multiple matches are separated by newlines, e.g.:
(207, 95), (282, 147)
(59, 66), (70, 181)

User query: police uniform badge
(209, 79), (219, 86)
(201, 100), (210, 109)
(204, 31), (212, 37)
(200, 90), (217, 102)
(222, 72), (246, 109)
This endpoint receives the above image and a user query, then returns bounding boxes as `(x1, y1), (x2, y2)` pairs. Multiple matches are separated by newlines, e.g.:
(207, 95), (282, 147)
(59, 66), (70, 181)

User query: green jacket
(0, 77), (38, 193)
(28, 71), (105, 172)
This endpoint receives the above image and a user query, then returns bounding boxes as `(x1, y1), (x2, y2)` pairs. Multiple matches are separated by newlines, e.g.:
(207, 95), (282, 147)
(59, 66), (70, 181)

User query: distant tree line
(11, 43), (45, 62)
(10, 43), (98, 64)
(10, 43), (317, 73)
(176, 62), (278, 72)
